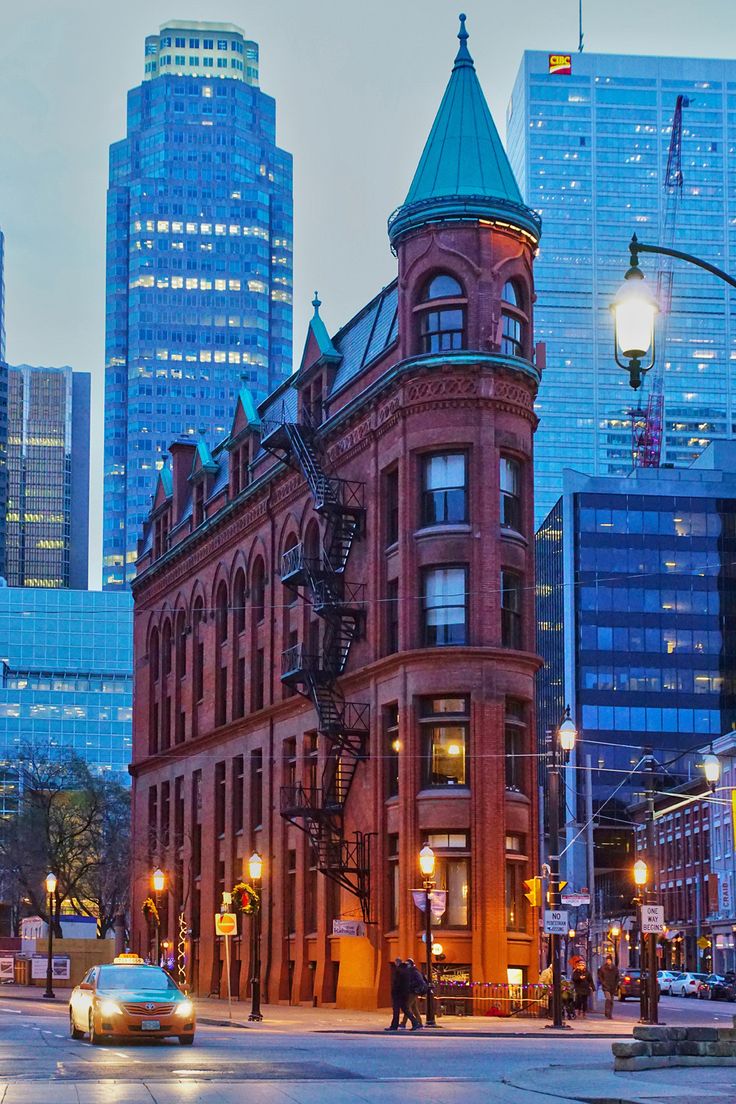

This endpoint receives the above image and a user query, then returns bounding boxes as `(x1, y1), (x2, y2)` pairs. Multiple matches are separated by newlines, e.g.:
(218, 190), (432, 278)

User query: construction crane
(630, 95), (688, 468)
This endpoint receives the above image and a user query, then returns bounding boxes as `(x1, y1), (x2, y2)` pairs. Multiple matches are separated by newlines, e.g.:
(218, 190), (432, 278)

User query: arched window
(501, 280), (526, 358)
(252, 558), (265, 623)
(176, 610), (187, 681)
(215, 581), (228, 645)
(418, 273), (466, 354)
(233, 569), (246, 635)
(150, 627), (160, 683)
(161, 620), (172, 678)
(193, 597), (205, 703)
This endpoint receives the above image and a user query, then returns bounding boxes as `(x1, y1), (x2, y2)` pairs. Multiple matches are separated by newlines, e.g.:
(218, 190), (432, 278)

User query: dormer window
(418, 273), (466, 354)
(501, 280), (526, 358)
(193, 481), (205, 527)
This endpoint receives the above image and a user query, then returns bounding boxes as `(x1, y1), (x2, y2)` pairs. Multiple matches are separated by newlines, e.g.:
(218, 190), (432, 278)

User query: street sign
(215, 912), (238, 937)
(332, 920), (365, 937)
(640, 905), (665, 934)
(544, 909), (569, 935)
(697, 935), (711, 951)
(561, 892), (590, 908)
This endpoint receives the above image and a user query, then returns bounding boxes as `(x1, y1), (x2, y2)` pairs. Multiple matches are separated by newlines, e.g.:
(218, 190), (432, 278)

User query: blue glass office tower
(508, 53), (736, 525)
(103, 21), (293, 588)
(0, 232), (7, 577)
(536, 441), (736, 910)
(0, 589), (133, 816)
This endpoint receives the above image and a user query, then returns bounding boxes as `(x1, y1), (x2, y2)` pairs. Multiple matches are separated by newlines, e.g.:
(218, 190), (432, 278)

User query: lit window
(422, 566), (467, 646)
(422, 453), (467, 526)
(420, 698), (469, 790)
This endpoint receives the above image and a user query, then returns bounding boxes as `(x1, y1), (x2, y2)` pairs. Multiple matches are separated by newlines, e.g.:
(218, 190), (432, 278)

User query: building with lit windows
(536, 440), (736, 915)
(6, 365), (90, 589)
(0, 231), (8, 577)
(103, 20), (293, 588)
(130, 19), (545, 1008)
(507, 52), (736, 525)
(0, 589), (133, 818)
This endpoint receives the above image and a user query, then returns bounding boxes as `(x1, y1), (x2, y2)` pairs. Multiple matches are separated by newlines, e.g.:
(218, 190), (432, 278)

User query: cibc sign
(549, 54), (572, 76)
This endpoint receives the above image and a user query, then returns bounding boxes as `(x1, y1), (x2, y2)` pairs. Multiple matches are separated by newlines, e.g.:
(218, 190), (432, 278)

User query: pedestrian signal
(523, 877), (542, 907)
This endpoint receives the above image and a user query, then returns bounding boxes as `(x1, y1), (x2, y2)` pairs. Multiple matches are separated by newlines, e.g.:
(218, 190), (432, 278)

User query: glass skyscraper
(6, 365), (90, 589)
(508, 52), (736, 525)
(536, 441), (736, 910)
(103, 20), (293, 588)
(0, 589), (133, 816)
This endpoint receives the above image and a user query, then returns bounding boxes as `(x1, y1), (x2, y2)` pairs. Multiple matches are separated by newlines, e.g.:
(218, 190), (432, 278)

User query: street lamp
(633, 859), (648, 888)
(703, 753), (721, 794)
(247, 851), (263, 1022)
(546, 706), (576, 1030)
(152, 868), (165, 965)
(632, 857), (659, 1024)
(609, 923), (621, 967)
(612, 232), (736, 389)
(43, 872), (57, 1000)
(419, 844), (437, 1027)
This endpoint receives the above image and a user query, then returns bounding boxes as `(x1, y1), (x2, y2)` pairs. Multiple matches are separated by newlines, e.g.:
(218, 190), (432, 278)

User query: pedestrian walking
(400, 958), (427, 1029)
(597, 955), (620, 1020)
(385, 959), (422, 1031)
(571, 959), (594, 1018)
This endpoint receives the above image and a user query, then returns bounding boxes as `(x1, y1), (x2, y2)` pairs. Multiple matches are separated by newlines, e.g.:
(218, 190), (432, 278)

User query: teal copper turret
(388, 14), (541, 245)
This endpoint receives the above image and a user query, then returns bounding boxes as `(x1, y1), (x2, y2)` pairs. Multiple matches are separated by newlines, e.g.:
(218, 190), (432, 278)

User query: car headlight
(99, 999), (122, 1017)
(176, 1000), (194, 1018)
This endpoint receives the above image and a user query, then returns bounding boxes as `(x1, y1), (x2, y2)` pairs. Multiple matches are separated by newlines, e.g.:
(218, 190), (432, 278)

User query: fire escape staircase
(261, 405), (372, 920)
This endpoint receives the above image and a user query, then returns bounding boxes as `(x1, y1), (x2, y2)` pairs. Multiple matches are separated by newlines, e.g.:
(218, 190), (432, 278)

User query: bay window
(422, 566), (468, 646)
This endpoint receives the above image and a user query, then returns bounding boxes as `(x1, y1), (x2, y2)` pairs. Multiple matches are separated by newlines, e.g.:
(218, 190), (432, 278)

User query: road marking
(0, 1008), (20, 1015)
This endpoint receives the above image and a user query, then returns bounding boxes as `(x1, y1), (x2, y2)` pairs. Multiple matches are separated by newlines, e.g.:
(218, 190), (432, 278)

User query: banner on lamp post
(411, 889), (447, 918)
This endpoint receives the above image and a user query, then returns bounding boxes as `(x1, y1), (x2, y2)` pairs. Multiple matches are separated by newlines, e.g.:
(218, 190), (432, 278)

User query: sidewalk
(0, 982), (632, 1036)
(506, 1061), (736, 1103)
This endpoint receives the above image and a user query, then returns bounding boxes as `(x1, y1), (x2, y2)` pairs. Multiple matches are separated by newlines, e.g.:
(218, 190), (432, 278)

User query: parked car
(697, 974), (736, 1001)
(674, 971), (709, 997)
(618, 969), (642, 1001)
(657, 970), (679, 995)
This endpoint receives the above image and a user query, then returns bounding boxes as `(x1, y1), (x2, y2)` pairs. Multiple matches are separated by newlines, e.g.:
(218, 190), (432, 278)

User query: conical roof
(388, 15), (540, 245)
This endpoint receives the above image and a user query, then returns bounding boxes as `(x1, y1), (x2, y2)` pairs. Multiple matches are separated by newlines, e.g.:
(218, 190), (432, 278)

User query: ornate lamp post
(609, 923), (621, 967)
(419, 844), (437, 1027)
(248, 851), (263, 1022)
(152, 868), (166, 965)
(612, 233), (736, 389)
(43, 872), (57, 1000)
(546, 707), (577, 1030)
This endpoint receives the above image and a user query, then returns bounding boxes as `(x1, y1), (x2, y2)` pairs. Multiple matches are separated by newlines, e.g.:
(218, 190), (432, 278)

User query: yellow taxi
(69, 954), (195, 1045)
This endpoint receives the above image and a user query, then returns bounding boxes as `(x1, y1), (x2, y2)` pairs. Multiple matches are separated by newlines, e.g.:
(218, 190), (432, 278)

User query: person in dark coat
(571, 961), (594, 1018)
(385, 959), (422, 1031)
(597, 956), (620, 1019)
(400, 958), (426, 1029)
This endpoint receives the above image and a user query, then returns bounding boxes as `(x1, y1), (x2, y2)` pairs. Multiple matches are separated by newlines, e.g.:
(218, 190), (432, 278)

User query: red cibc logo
(549, 54), (572, 75)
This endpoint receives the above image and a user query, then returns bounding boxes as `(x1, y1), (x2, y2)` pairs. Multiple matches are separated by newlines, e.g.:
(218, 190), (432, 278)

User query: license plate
(141, 1020), (160, 1031)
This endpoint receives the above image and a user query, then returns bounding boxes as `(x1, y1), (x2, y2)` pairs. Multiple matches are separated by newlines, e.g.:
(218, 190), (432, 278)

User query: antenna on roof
(578, 0), (584, 52)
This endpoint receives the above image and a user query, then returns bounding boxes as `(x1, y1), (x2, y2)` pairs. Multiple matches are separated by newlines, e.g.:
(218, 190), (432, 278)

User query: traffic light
(546, 880), (567, 905)
(523, 876), (542, 907)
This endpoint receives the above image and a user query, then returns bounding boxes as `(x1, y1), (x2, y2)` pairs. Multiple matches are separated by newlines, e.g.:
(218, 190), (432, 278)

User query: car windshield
(98, 966), (178, 992)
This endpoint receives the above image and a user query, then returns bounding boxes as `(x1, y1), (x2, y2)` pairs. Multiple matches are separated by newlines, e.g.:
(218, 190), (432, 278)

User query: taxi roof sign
(113, 953), (145, 965)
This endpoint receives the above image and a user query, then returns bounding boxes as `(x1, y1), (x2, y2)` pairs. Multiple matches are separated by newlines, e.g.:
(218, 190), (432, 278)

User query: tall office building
(103, 20), (293, 588)
(0, 589), (133, 817)
(0, 229), (6, 361)
(5, 365), (90, 589)
(535, 440), (736, 911)
(508, 52), (736, 524)
(0, 232), (8, 576)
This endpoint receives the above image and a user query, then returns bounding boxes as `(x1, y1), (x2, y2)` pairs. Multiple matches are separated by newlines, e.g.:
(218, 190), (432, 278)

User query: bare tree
(0, 746), (130, 937)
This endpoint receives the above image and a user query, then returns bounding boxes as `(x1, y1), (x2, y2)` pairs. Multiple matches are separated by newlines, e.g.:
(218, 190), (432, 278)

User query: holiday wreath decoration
(142, 896), (160, 925)
(230, 881), (260, 914)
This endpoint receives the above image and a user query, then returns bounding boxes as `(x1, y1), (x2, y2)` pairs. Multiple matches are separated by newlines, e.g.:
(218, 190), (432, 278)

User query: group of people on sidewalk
(540, 955), (620, 1020)
(385, 957), (430, 1031)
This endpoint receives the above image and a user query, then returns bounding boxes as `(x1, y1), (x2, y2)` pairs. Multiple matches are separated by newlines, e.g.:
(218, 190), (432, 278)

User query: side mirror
(79, 981), (93, 991)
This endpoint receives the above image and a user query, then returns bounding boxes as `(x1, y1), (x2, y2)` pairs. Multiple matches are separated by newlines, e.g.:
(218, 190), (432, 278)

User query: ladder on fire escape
(260, 403), (372, 922)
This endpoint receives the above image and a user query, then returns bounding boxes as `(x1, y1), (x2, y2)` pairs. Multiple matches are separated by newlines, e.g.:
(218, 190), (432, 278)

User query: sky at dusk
(2, 0), (736, 586)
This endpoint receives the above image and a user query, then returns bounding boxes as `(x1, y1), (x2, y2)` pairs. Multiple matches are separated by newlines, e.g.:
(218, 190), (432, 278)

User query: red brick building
(130, 18), (545, 1009)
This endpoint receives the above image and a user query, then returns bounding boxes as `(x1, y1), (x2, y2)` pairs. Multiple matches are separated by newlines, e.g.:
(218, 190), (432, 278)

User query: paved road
(0, 994), (733, 1103)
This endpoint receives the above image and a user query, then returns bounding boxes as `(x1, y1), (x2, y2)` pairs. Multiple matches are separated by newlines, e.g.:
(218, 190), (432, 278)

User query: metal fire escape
(631, 95), (688, 468)
(260, 404), (372, 921)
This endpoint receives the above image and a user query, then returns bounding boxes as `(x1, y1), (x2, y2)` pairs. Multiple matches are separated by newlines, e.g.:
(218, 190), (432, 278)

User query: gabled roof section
(388, 15), (541, 246)
(228, 380), (261, 445)
(299, 293), (341, 374)
(190, 432), (218, 479)
(152, 464), (173, 511)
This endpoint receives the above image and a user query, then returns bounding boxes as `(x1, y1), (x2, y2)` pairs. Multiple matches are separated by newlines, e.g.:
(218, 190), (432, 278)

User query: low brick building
(130, 18), (545, 1009)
